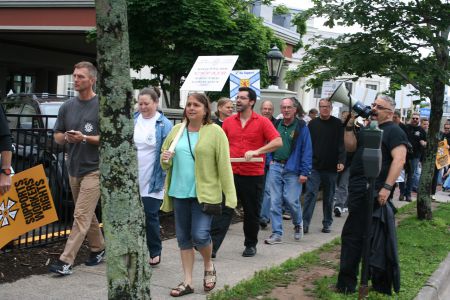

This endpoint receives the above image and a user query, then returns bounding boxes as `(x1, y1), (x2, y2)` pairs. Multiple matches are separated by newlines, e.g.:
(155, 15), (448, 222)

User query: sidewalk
(0, 197), (436, 300)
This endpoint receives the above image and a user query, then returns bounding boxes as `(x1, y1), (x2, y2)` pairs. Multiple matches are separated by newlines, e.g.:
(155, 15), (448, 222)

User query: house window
(314, 87), (322, 98)
(366, 84), (377, 90)
(345, 82), (353, 93)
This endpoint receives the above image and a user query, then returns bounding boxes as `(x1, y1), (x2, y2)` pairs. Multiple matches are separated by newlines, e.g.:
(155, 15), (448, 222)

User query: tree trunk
(95, 0), (151, 299)
(169, 74), (181, 108)
(416, 80), (446, 220)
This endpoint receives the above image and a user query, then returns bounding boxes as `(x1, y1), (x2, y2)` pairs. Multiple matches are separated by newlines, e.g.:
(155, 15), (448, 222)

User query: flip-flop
(170, 282), (194, 297)
(149, 255), (161, 266)
(203, 264), (217, 292)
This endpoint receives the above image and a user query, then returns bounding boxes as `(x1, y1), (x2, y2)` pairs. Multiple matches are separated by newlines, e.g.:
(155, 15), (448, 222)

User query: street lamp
(266, 46), (284, 88)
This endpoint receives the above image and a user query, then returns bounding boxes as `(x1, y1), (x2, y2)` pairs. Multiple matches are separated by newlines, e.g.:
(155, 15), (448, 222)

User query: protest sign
(180, 55), (238, 107)
(0, 165), (58, 248)
(436, 139), (450, 169)
(230, 70), (260, 100)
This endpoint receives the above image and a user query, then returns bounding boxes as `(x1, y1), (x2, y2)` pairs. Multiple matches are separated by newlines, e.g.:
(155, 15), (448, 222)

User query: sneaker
(242, 246), (257, 257)
(260, 221), (268, 230)
(49, 259), (73, 275)
(85, 249), (106, 266)
(282, 213), (292, 220)
(303, 225), (309, 234)
(321, 227), (331, 233)
(334, 206), (342, 217)
(264, 234), (282, 245)
(431, 194), (436, 201)
(399, 195), (404, 201)
(294, 225), (303, 241)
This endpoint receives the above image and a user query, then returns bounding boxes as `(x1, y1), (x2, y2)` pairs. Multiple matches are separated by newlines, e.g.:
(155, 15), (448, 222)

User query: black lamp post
(266, 46), (284, 87)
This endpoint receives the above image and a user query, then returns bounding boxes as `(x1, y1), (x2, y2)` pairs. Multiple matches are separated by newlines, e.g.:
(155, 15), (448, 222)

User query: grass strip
(312, 202), (450, 299)
(208, 202), (450, 300)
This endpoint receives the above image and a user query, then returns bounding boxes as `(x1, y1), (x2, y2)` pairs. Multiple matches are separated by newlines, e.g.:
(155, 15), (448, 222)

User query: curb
(414, 252), (450, 300)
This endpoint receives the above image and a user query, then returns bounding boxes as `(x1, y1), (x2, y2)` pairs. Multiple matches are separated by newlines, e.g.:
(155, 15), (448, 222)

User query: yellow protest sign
(436, 139), (450, 169)
(0, 165), (58, 249)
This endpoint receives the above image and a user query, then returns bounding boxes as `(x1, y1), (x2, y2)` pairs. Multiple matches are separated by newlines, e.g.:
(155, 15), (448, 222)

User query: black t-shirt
(348, 121), (408, 210)
(405, 124), (427, 158)
(308, 116), (345, 171)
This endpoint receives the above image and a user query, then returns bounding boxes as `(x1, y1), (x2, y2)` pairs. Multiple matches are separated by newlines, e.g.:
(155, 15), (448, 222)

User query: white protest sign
(180, 56), (238, 107)
(321, 81), (342, 99)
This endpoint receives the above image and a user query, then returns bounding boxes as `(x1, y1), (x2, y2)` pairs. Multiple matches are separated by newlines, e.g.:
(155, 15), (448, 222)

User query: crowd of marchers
(3, 62), (448, 297)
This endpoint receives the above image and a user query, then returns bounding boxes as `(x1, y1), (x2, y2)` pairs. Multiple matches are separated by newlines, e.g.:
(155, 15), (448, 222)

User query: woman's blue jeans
(141, 197), (163, 258)
(173, 197), (213, 250)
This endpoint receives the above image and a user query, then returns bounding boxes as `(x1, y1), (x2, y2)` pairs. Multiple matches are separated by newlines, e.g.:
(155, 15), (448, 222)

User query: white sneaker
(264, 234), (282, 245)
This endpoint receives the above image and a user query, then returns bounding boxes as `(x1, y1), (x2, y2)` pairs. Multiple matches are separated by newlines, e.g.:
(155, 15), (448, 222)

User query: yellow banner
(436, 139), (450, 169)
(0, 165), (58, 249)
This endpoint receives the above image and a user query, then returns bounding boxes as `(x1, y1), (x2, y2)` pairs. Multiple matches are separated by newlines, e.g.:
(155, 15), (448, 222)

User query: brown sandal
(170, 282), (194, 297)
(203, 265), (217, 292)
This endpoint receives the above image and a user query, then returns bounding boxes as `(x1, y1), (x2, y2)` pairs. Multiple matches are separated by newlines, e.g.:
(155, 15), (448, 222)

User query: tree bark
(95, 0), (151, 298)
(169, 74), (181, 108)
(416, 25), (449, 220)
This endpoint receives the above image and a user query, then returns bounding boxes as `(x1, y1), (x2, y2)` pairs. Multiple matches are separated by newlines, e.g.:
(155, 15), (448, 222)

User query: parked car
(1, 93), (73, 218)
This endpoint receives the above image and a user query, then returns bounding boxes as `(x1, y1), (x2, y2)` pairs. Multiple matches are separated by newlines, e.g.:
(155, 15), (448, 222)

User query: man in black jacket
(302, 98), (345, 234)
(401, 113), (426, 201)
(336, 94), (407, 295)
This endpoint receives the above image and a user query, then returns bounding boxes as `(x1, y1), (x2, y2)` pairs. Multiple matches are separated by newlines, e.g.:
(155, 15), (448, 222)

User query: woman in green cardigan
(161, 93), (237, 297)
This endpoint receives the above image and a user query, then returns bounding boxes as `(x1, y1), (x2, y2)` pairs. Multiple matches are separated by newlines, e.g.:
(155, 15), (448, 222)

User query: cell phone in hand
(66, 130), (76, 135)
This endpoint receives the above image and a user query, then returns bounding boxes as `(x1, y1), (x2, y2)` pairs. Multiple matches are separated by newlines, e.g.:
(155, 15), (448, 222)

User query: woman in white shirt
(134, 87), (173, 266)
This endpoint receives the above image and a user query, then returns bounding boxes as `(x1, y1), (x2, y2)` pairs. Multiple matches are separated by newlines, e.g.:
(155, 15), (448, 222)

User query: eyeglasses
(236, 96), (249, 100)
(412, 117), (419, 120)
(371, 103), (392, 111)
(281, 106), (295, 110)
(319, 105), (331, 109)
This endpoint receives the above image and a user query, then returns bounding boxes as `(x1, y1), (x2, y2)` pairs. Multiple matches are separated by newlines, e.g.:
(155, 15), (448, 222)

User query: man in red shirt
(222, 87), (282, 257)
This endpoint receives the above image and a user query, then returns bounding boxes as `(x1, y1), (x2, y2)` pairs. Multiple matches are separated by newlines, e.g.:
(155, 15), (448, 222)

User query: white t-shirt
(134, 112), (164, 199)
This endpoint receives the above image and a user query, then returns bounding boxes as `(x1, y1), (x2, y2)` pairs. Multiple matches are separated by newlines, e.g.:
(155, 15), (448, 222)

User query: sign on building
(229, 70), (260, 100)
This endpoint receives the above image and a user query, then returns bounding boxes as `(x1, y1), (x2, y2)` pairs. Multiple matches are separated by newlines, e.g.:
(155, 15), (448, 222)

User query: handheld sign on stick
(163, 121), (187, 163)
(230, 157), (263, 163)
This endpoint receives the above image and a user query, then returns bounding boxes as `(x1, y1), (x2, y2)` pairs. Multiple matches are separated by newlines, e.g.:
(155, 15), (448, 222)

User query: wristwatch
(82, 135), (87, 144)
(383, 183), (393, 191)
(1, 168), (11, 175)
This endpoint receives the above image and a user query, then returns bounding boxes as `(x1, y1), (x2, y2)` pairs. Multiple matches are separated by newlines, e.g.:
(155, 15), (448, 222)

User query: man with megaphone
(336, 94), (408, 296)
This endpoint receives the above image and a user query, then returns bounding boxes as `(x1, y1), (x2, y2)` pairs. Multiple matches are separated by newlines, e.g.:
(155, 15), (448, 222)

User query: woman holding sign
(161, 93), (236, 297)
(134, 87), (172, 266)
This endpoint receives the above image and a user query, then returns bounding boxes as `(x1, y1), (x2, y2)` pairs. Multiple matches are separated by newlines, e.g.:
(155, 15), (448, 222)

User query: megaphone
(329, 82), (372, 118)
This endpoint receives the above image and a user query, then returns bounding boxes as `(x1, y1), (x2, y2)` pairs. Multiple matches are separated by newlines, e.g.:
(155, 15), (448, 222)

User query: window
(345, 82), (353, 93)
(366, 84), (377, 90)
(314, 87), (322, 98)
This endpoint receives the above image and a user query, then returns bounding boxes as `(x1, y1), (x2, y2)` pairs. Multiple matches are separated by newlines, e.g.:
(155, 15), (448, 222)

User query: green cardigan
(160, 122), (237, 212)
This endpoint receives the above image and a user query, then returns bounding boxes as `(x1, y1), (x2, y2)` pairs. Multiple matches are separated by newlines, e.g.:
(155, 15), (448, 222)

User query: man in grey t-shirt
(49, 61), (105, 275)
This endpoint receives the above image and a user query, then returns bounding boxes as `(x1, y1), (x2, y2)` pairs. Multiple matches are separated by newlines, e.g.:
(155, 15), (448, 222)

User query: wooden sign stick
(230, 157), (264, 163)
(163, 121), (186, 163)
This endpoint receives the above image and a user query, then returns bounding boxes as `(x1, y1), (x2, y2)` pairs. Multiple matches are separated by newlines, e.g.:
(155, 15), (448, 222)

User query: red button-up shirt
(222, 111), (280, 176)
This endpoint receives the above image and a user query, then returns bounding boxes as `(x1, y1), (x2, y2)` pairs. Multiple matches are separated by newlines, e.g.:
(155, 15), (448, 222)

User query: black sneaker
(242, 246), (257, 257)
(49, 259), (73, 275)
(85, 249), (106, 266)
(334, 207), (342, 217)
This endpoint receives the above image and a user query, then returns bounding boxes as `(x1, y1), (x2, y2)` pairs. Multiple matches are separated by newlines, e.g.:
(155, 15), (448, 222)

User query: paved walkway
(0, 194), (447, 300)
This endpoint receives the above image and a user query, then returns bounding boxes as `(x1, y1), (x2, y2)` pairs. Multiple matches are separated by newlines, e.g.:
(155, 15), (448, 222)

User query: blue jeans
(334, 167), (350, 209)
(260, 184), (271, 223)
(267, 162), (303, 236)
(405, 157), (420, 197)
(173, 197), (213, 250)
(302, 169), (337, 229)
(141, 197), (163, 258)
